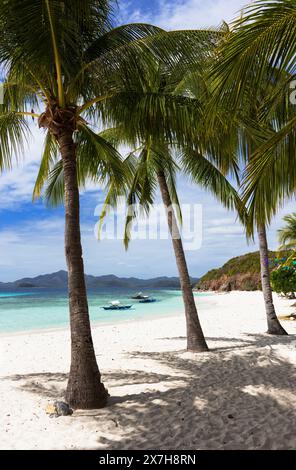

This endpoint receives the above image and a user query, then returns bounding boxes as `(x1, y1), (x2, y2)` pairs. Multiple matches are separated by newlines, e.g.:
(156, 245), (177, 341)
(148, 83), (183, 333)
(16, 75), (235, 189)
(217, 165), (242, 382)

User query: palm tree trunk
(58, 129), (108, 408)
(157, 171), (208, 352)
(258, 224), (288, 335)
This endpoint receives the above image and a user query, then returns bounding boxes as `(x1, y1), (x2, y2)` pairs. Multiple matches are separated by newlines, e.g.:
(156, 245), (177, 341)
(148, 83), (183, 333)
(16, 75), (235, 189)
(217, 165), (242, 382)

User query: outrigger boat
(139, 298), (157, 303)
(102, 301), (132, 311)
(131, 292), (149, 300)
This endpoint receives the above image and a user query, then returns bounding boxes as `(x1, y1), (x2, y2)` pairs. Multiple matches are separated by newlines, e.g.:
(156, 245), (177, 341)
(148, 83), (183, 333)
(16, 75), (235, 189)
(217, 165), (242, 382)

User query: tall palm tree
(278, 213), (296, 250)
(209, 5), (292, 335)
(104, 142), (244, 352)
(244, 136), (288, 336)
(0, 0), (195, 408)
(91, 54), (245, 353)
(178, 53), (287, 335)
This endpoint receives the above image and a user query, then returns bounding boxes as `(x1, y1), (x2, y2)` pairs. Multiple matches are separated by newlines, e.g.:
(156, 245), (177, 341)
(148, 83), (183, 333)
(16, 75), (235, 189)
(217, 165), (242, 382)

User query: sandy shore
(1, 291), (296, 450)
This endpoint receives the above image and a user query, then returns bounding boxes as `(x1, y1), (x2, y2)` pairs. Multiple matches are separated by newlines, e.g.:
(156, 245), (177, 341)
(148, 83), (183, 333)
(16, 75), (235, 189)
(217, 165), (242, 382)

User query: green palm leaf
(33, 132), (59, 200)
(0, 112), (29, 171)
(278, 213), (296, 250)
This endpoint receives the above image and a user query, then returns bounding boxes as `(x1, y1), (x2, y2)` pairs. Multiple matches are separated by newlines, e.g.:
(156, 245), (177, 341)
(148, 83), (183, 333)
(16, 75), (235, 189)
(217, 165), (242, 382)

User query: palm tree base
(65, 379), (109, 409)
(187, 340), (209, 352)
(267, 318), (288, 336)
(267, 327), (288, 336)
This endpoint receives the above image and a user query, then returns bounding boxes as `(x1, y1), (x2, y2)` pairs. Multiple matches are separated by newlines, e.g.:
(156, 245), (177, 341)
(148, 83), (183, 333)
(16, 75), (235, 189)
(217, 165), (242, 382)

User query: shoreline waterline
(0, 309), (183, 339)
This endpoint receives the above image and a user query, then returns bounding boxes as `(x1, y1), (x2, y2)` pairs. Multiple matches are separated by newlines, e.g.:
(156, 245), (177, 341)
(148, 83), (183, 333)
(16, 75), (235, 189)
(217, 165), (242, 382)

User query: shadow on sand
(4, 333), (296, 450)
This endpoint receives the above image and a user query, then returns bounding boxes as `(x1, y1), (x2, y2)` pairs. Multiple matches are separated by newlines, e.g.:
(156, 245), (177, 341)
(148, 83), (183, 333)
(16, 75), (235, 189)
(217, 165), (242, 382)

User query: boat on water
(102, 301), (133, 311)
(131, 292), (149, 300)
(139, 298), (157, 303)
(131, 292), (158, 303)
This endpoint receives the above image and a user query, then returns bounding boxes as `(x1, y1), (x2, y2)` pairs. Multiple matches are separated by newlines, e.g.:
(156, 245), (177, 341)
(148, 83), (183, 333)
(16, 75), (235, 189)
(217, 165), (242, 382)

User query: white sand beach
(1, 291), (296, 450)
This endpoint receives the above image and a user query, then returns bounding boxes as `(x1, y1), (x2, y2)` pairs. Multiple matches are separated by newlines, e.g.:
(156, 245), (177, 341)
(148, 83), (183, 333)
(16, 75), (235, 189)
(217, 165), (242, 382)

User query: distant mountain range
(0, 270), (199, 290)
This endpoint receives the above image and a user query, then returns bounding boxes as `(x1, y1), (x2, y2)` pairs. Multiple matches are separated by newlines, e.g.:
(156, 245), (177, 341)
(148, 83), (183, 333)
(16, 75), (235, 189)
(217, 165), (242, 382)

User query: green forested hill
(196, 251), (284, 292)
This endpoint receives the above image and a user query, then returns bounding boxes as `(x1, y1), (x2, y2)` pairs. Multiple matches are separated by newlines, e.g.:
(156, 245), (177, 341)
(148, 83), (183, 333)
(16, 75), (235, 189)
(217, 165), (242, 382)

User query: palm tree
(95, 139), (244, 353)
(91, 54), (245, 353)
(0, 0), (193, 408)
(244, 136), (288, 336)
(235, 132), (288, 336)
(209, 5), (291, 335)
(278, 213), (296, 250)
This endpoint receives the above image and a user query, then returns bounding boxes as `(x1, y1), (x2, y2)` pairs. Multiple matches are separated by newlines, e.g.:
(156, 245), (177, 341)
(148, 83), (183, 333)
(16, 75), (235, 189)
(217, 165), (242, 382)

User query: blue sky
(0, 0), (294, 281)
(116, 0), (250, 29)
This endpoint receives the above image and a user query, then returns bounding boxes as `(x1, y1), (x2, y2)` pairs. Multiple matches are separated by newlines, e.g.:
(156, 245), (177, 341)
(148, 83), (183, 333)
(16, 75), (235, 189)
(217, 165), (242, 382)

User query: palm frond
(45, 160), (64, 206)
(181, 147), (247, 225)
(278, 213), (296, 250)
(76, 123), (125, 187)
(242, 115), (296, 229)
(33, 132), (59, 200)
(0, 111), (29, 171)
(212, 0), (296, 110)
(98, 91), (202, 147)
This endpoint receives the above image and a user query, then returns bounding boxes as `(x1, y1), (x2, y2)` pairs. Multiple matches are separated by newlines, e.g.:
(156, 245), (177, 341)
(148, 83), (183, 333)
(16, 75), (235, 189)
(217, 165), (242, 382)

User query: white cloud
(119, 0), (252, 29)
(157, 0), (247, 29)
(0, 216), (65, 274)
(207, 217), (237, 227)
(0, 124), (105, 210)
(0, 125), (46, 210)
(206, 226), (244, 235)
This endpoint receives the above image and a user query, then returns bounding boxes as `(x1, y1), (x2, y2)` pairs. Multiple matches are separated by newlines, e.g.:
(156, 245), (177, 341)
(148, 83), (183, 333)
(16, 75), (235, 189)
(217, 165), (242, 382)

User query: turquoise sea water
(0, 289), (211, 333)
